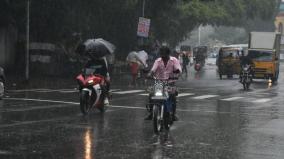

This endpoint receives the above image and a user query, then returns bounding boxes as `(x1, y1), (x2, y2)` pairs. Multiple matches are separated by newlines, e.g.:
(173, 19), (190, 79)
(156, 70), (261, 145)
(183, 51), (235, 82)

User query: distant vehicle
(0, 67), (5, 99)
(217, 46), (243, 79)
(209, 52), (217, 58)
(193, 46), (207, 71)
(248, 32), (281, 83)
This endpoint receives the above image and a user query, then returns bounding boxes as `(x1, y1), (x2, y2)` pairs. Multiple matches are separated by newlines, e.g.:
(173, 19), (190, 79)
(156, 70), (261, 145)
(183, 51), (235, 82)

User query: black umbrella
(76, 38), (115, 58)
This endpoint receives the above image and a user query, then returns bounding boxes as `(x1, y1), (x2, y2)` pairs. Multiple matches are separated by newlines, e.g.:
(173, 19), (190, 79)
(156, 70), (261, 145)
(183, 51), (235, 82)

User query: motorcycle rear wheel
(153, 105), (162, 134)
(80, 91), (91, 115)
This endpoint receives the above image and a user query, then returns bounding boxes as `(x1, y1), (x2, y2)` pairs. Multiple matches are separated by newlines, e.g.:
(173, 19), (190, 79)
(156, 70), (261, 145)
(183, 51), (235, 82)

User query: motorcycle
(194, 62), (202, 71)
(147, 77), (178, 134)
(76, 68), (107, 115)
(240, 64), (253, 90)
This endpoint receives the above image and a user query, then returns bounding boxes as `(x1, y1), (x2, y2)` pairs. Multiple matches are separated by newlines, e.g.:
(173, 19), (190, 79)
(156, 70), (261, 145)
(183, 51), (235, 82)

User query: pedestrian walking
(126, 48), (144, 87)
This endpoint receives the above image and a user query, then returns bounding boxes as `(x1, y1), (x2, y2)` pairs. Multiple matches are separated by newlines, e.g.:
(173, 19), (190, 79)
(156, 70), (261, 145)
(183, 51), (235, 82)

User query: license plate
(151, 96), (167, 100)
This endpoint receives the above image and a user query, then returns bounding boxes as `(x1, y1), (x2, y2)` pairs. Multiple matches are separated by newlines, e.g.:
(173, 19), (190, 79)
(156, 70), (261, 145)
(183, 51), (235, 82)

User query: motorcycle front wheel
(243, 81), (250, 90)
(80, 91), (91, 115)
(163, 112), (172, 130)
(153, 105), (162, 134)
(243, 83), (247, 90)
(0, 81), (4, 100)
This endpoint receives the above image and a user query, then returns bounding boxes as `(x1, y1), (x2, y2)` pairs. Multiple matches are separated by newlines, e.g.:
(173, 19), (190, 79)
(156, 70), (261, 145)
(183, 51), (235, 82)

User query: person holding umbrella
(76, 38), (116, 105)
(126, 47), (145, 87)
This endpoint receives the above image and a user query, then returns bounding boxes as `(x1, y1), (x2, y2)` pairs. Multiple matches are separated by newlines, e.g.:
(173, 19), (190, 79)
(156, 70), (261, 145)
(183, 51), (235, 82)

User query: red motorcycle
(76, 68), (107, 115)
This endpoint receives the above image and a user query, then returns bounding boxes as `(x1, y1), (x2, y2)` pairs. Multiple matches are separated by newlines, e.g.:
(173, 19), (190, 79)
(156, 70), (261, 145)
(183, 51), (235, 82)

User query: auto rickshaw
(193, 46), (207, 71)
(217, 46), (241, 79)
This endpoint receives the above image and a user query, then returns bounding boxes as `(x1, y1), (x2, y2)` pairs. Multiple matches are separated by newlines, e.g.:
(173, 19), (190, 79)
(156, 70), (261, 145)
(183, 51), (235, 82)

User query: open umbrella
(77, 38), (116, 58)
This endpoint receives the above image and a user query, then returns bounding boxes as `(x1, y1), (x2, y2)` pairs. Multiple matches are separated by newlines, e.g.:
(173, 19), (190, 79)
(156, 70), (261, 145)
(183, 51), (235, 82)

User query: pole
(142, 0), (145, 17)
(198, 25), (201, 46)
(25, 0), (30, 81)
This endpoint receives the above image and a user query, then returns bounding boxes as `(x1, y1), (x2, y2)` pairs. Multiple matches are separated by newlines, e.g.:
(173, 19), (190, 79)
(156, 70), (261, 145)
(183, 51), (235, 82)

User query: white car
(0, 67), (5, 99)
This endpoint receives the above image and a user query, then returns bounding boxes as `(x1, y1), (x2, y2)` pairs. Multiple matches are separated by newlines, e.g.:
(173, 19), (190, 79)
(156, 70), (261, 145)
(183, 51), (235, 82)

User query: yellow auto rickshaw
(217, 46), (242, 79)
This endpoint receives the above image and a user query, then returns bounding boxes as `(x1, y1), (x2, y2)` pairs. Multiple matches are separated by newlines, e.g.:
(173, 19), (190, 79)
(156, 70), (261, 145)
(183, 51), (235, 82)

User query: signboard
(137, 17), (151, 38)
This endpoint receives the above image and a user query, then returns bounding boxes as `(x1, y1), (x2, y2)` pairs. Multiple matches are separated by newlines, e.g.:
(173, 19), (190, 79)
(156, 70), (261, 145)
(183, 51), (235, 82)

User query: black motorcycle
(147, 77), (178, 134)
(240, 64), (253, 90)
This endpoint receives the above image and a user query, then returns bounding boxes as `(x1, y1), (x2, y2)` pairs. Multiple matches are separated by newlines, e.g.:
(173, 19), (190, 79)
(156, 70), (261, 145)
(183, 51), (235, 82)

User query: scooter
(76, 68), (107, 115)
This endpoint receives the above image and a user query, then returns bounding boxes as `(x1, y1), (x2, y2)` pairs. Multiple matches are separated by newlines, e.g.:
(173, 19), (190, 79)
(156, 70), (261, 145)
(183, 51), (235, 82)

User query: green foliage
(0, 0), (279, 57)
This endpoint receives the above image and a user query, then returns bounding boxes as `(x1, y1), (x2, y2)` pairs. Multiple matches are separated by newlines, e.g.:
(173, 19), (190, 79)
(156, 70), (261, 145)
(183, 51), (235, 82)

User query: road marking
(0, 104), (75, 112)
(110, 89), (121, 92)
(59, 90), (78, 93)
(252, 98), (271, 103)
(112, 90), (145, 94)
(139, 93), (149, 96)
(221, 97), (244, 101)
(178, 93), (195, 97)
(192, 95), (219, 100)
(9, 88), (121, 94)
(139, 93), (195, 97)
(5, 98), (79, 105)
(8, 88), (51, 92)
(2, 97), (226, 114)
(3, 97), (283, 121)
(9, 88), (76, 93)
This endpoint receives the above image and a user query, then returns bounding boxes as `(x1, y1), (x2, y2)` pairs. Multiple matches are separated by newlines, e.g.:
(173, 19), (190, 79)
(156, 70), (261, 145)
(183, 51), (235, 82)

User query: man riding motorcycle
(145, 46), (182, 121)
(76, 43), (111, 105)
(239, 51), (253, 82)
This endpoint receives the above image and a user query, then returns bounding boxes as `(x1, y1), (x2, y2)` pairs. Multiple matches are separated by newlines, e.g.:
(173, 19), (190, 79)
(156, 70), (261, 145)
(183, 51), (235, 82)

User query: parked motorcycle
(147, 77), (178, 134)
(76, 68), (107, 115)
(240, 64), (253, 90)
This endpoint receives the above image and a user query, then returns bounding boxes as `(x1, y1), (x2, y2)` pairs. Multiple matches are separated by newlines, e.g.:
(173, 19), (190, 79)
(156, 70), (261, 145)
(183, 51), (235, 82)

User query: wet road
(1, 58), (284, 159)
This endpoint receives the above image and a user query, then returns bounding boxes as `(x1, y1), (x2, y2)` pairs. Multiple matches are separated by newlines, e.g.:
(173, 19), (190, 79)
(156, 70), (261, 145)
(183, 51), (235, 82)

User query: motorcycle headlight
(87, 80), (94, 84)
(154, 82), (164, 96)
(155, 90), (163, 96)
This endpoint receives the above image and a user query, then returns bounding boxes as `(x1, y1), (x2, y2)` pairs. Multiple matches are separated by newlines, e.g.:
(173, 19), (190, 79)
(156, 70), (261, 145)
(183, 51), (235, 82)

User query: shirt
(151, 56), (182, 80)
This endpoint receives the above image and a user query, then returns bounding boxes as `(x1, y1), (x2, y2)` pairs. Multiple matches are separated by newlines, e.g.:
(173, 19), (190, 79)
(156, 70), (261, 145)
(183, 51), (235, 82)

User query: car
(0, 67), (5, 99)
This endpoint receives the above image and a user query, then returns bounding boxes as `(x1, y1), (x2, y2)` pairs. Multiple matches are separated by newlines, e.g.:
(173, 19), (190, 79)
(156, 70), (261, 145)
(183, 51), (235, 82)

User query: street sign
(137, 17), (151, 38)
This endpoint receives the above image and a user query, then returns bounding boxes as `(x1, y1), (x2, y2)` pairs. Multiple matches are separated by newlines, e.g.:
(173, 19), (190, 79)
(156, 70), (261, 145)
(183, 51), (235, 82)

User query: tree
(0, 0), (280, 58)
